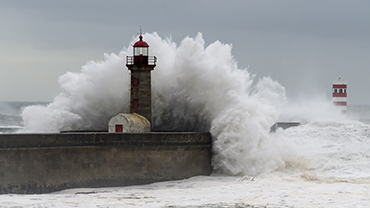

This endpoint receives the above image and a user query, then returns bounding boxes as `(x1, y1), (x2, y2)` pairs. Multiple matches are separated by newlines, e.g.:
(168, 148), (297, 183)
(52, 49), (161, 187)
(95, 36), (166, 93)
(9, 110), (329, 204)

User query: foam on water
(274, 119), (370, 184)
(1, 174), (369, 207)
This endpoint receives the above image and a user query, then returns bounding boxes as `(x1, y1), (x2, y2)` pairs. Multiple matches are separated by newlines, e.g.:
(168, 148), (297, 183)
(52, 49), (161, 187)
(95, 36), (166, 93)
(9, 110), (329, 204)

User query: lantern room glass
(134, 47), (148, 56)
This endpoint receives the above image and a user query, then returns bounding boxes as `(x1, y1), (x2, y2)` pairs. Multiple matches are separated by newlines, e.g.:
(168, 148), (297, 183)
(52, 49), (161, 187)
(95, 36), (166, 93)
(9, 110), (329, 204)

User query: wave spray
(21, 33), (288, 175)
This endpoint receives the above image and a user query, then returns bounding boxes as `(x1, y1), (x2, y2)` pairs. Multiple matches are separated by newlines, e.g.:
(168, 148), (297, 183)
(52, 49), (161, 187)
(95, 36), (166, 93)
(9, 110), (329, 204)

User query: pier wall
(270, 122), (301, 132)
(0, 132), (212, 194)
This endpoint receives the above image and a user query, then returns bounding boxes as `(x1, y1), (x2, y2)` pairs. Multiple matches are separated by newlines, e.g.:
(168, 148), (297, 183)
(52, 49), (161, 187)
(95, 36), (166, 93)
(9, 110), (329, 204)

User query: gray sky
(1, 0), (370, 104)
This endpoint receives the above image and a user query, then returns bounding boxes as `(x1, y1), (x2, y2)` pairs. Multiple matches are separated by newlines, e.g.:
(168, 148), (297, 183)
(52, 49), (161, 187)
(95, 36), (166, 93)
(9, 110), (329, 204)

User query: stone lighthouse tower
(126, 34), (156, 123)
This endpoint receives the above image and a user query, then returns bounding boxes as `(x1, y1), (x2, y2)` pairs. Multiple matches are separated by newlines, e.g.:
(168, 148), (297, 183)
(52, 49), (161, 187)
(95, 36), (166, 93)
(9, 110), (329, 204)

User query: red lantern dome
(133, 35), (149, 47)
(132, 35), (149, 58)
(126, 34), (156, 66)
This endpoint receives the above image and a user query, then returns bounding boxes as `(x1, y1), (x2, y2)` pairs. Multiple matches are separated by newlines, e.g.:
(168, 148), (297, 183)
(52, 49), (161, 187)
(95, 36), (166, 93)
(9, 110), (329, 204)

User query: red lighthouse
(126, 34), (156, 124)
(332, 77), (347, 114)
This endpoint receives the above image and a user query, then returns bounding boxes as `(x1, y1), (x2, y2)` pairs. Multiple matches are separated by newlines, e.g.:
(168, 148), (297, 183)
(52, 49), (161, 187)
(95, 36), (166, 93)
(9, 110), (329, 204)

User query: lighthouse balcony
(126, 56), (156, 66)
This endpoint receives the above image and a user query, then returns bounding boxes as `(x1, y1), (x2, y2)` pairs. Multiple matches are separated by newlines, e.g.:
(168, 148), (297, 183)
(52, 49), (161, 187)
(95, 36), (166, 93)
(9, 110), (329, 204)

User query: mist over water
(279, 95), (346, 123)
(20, 33), (289, 175)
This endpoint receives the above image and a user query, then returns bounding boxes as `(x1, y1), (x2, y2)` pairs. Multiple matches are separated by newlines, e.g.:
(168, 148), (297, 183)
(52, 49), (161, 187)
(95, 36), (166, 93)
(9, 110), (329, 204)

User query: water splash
(274, 119), (370, 183)
(279, 94), (346, 123)
(21, 32), (288, 175)
(21, 53), (128, 132)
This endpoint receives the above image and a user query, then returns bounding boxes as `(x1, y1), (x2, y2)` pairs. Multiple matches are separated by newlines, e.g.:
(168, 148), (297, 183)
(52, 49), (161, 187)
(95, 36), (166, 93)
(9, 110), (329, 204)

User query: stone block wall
(0, 132), (212, 194)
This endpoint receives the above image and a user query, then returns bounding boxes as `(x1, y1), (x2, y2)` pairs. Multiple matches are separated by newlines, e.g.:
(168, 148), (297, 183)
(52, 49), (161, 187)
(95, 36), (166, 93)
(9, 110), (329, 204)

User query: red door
(115, 124), (123, 132)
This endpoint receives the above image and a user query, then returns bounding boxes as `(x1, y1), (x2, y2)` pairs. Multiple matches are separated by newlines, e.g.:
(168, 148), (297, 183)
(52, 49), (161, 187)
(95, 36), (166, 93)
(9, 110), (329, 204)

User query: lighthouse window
(132, 77), (139, 87)
(134, 47), (148, 56)
(132, 99), (139, 109)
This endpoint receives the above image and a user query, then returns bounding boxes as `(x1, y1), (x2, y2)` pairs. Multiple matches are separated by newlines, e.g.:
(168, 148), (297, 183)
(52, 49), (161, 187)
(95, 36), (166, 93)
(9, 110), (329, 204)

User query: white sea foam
(274, 119), (370, 184)
(0, 174), (369, 207)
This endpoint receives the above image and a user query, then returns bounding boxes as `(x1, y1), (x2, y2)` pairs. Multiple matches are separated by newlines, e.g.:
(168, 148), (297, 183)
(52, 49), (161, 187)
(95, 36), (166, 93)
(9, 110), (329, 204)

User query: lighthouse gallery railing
(126, 56), (157, 66)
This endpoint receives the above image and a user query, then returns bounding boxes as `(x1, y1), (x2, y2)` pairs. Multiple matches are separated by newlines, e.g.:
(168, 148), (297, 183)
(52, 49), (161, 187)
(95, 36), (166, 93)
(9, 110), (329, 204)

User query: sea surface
(1, 102), (370, 207)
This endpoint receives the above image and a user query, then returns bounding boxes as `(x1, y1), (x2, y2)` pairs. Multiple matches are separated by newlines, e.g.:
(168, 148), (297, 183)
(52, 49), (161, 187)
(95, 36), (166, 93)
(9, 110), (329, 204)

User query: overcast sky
(1, 1), (370, 105)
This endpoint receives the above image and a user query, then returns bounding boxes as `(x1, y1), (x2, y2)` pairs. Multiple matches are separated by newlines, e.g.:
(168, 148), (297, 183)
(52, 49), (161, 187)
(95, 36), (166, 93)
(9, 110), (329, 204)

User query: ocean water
(1, 33), (370, 207)
(1, 115), (369, 207)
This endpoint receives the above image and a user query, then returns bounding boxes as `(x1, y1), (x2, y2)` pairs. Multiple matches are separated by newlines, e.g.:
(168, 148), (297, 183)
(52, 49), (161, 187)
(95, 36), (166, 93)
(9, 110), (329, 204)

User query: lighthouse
(108, 34), (156, 133)
(332, 77), (347, 114)
(126, 34), (156, 123)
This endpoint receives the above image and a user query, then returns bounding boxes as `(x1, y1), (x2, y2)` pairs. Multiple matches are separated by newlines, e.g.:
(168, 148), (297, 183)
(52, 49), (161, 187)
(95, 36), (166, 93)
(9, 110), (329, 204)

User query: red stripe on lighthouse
(332, 93), (347, 97)
(333, 101), (347, 106)
(333, 84), (347, 89)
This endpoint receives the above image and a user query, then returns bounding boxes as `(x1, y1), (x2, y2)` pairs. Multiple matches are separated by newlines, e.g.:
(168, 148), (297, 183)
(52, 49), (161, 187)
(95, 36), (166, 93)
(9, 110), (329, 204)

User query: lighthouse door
(115, 124), (123, 132)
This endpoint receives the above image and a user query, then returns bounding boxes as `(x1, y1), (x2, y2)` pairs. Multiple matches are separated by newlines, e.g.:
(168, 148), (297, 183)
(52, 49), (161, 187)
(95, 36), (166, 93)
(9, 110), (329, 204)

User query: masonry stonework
(0, 132), (212, 194)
